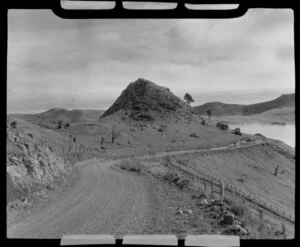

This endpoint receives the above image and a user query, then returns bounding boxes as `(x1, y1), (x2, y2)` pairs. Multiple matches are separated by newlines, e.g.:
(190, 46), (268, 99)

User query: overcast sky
(7, 6), (295, 113)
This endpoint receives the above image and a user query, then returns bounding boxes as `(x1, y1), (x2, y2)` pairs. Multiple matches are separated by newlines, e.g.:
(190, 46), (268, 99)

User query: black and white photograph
(6, 1), (295, 240)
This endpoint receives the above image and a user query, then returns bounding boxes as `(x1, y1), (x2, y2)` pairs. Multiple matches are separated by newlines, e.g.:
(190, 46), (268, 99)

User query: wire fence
(166, 156), (295, 224)
(37, 136), (295, 224)
(42, 136), (104, 155)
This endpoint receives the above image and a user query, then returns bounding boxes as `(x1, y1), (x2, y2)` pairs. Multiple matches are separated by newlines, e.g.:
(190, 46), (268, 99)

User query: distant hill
(101, 78), (188, 120)
(193, 93), (295, 116)
(10, 108), (105, 125)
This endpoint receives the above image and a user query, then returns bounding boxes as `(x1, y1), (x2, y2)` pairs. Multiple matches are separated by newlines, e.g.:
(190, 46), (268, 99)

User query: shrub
(129, 112), (153, 121)
(216, 122), (229, 131)
(131, 104), (141, 111)
(118, 159), (141, 173)
(159, 102), (177, 111)
(233, 128), (242, 136)
(10, 121), (17, 128)
(190, 133), (199, 138)
(57, 120), (63, 129)
(230, 201), (247, 217)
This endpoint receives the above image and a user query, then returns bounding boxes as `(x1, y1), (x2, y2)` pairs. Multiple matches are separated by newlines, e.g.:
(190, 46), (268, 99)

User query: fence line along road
(40, 137), (294, 224)
(165, 156), (294, 224)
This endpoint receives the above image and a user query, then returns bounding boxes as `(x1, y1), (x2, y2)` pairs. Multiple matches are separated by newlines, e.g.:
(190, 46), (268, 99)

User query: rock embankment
(6, 117), (68, 204)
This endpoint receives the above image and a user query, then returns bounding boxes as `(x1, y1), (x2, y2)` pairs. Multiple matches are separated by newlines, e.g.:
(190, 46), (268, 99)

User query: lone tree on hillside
(57, 120), (63, 129)
(184, 93), (194, 109)
(111, 125), (121, 144)
(98, 137), (105, 149)
(207, 109), (212, 120)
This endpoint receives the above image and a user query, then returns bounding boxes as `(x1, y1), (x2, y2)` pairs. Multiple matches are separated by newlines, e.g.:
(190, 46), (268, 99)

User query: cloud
(248, 9), (294, 33)
(275, 45), (294, 61)
(7, 9), (295, 113)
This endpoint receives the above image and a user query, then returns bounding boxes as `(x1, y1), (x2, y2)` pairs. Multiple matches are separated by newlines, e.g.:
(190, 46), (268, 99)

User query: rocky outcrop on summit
(101, 78), (187, 119)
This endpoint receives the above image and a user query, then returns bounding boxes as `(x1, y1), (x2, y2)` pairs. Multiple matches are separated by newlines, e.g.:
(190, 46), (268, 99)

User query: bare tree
(111, 125), (121, 143)
(207, 109), (212, 120)
(98, 136), (105, 149)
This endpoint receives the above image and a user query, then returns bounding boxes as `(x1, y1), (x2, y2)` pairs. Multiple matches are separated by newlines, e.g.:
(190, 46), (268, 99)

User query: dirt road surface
(7, 161), (153, 238)
(7, 140), (293, 238)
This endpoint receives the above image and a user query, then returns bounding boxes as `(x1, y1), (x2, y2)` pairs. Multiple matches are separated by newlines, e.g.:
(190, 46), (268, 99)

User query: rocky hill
(193, 93), (295, 116)
(101, 78), (188, 121)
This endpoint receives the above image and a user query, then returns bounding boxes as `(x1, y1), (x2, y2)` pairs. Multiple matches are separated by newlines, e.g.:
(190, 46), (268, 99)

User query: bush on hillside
(10, 121), (17, 129)
(57, 120), (63, 129)
(190, 133), (199, 138)
(118, 159), (141, 173)
(230, 201), (247, 217)
(216, 122), (229, 131)
(129, 111), (153, 121)
(233, 128), (242, 136)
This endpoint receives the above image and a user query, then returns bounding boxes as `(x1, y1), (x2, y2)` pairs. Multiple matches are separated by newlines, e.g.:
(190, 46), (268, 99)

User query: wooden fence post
(259, 208), (264, 220)
(210, 179), (214, 195)
(204, 181), (207, 191)
(220, 180), (224, 201)
(282, 223), (287, 239)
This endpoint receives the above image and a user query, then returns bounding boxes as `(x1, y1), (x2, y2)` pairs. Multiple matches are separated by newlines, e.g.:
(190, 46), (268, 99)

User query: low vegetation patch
(216, 122), (229, 131)
(10, 121), (17, 129)
(233, 128), (242, 136)
(118, 159), (142, 173)
(189, 133), (199, 138)
(222, 198), (279, 238)
(129, 111), (154, 121)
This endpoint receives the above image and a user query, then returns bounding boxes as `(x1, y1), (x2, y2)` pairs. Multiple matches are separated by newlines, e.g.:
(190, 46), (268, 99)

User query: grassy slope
(171, 143), (295, 219)
(8, 108), (295, 235)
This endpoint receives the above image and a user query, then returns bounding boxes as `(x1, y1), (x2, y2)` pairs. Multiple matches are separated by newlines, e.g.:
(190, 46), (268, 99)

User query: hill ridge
(193, 93), (295, 116)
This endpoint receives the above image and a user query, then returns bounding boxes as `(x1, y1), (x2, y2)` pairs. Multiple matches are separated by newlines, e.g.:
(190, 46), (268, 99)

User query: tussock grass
(118, 159), (142, 173)
(223, 197), (279, 239)
(224, 198), (247, 218)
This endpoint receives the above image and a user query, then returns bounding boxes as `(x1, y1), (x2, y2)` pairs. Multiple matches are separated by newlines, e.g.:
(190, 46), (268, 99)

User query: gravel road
(7, 161), (153, 238)
(8, 140), (289, 238)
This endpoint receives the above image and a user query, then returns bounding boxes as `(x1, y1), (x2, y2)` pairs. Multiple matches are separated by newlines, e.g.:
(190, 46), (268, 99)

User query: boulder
(222, 213), (235, 225)
(177, 208), (184, 215)
(199, 198), (208, 205)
